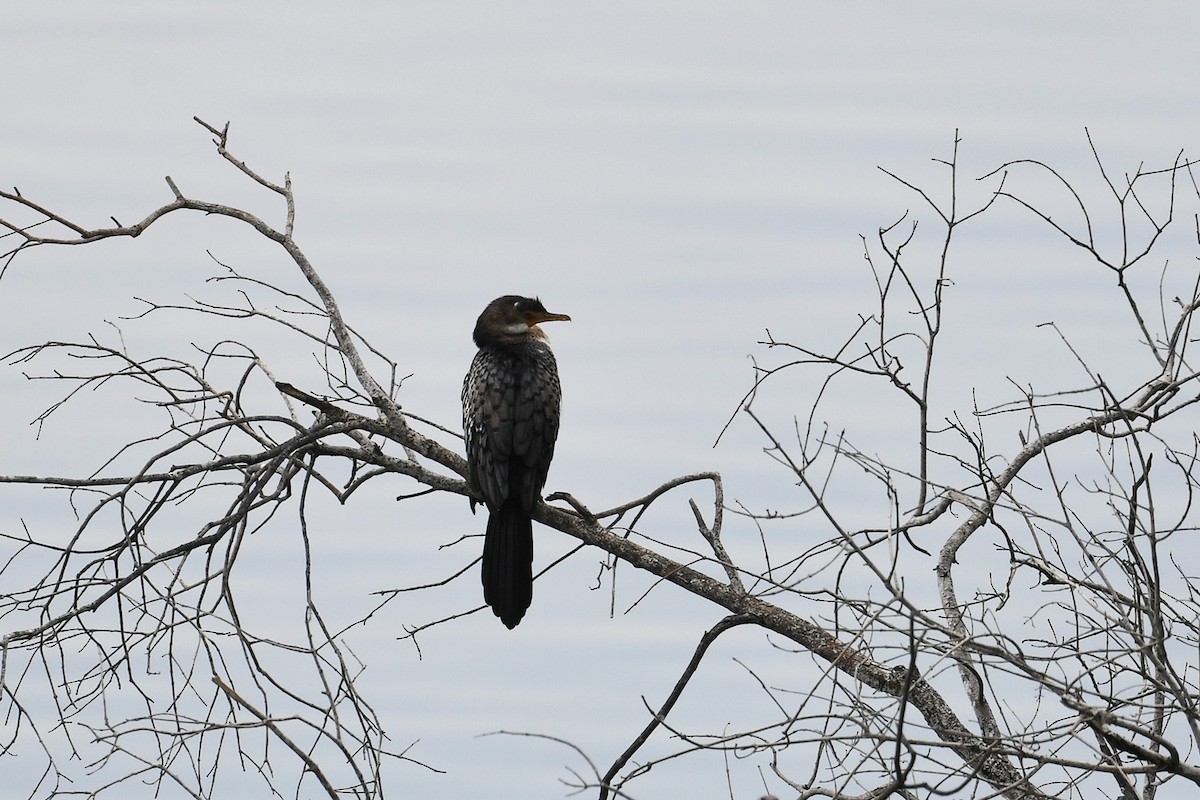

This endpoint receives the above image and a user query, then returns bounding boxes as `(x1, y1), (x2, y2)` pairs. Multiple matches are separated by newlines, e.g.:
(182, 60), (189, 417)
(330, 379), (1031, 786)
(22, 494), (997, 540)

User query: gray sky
(3, 3), (1199, 798)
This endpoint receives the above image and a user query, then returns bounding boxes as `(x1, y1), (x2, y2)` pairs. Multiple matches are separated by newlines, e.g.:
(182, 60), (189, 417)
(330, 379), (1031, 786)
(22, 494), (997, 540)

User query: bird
(462, 295), (570, 628)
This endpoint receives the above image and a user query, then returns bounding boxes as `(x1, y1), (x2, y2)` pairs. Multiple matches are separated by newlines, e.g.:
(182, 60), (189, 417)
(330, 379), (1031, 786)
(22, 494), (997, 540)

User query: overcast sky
(3, 4), (1199, 799)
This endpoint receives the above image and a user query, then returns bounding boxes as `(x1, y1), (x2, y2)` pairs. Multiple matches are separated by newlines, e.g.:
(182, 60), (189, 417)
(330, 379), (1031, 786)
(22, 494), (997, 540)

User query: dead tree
(2, 119), (1199, 799)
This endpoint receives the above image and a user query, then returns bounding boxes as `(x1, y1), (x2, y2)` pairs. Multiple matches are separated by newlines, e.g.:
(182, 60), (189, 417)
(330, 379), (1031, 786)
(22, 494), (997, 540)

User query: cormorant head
(473, 295), (571, 347)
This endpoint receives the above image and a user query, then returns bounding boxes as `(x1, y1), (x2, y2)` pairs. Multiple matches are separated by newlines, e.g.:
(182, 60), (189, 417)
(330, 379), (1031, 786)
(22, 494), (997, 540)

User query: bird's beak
(527, 311), (571, 325)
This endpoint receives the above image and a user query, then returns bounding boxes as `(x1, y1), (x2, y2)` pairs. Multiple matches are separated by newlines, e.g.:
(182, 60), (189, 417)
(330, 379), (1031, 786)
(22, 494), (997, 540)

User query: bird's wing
(510, 345), (561, 510)
(463, 348), (516, 510)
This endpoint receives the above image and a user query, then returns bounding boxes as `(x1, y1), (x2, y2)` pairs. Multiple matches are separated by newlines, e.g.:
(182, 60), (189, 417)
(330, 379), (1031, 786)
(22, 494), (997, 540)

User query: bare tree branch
(4, 124), (1200, 799)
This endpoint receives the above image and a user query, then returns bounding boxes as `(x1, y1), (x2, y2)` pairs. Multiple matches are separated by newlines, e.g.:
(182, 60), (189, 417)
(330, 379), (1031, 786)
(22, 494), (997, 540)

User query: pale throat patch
(501, 321), (550, 341)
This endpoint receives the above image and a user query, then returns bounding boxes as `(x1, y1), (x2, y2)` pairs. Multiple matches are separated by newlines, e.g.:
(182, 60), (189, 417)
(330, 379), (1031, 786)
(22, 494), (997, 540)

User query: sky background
(3, 3), (1199, 798)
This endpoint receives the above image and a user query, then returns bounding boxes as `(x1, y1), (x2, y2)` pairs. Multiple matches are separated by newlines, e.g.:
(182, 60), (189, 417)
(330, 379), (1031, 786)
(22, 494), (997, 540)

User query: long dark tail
(482, 498), (534, 628)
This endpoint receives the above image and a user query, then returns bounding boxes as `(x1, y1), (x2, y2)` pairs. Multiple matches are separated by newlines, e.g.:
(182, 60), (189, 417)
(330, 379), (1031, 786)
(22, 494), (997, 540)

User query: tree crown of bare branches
(2, 120), (1200, 800)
